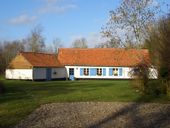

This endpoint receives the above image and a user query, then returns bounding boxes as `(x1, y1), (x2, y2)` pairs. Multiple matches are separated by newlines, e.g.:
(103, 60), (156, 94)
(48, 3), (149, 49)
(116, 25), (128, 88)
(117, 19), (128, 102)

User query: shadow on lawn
(1, 80), (170, 128)
(88, 96), (170, 128)
(0, 80), (116, 104)
(0, 81), (76, 104)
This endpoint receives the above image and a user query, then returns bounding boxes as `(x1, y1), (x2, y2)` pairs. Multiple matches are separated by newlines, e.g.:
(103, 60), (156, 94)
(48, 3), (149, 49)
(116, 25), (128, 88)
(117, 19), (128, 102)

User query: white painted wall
(5, 66), (157, 80)
(51, 68), (67, 79)
(5, 69), (33, 80)
(65, 66), (133, 79)
(33, 68), (46, 80)
(6, 68), (67, 80)
(65, 66), (158, 79)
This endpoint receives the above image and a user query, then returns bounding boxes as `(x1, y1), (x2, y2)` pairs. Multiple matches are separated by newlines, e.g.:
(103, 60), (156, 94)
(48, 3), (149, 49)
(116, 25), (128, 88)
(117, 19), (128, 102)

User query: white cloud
(45, 0), (60, 5)
(7, 0), (77, 25)
(8, 14), (37, 25)
(38, 4), (77, 14)
(38, 0), (77, 14)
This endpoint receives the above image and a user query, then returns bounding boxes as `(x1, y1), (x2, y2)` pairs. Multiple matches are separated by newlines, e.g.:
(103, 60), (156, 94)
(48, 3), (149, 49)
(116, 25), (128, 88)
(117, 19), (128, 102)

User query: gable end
(7, 54), (33, 69)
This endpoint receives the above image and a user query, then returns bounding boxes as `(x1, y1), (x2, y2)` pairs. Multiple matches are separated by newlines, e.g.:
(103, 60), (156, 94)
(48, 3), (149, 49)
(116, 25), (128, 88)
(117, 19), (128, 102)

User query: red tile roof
(20, 52), (63, 67)
(19, 48), (150, 67)
(58, 48), (150, 67)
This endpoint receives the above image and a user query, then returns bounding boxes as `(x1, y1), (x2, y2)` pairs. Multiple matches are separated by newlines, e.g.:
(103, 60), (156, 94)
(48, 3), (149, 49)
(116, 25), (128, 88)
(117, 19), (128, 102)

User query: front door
(46, 68), (52, 81)
(69, 68), (74, 80)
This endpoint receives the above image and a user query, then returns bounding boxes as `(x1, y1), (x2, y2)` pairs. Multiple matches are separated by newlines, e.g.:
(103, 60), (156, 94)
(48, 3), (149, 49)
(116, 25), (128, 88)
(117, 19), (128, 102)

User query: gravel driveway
(16, 102), (170, 128)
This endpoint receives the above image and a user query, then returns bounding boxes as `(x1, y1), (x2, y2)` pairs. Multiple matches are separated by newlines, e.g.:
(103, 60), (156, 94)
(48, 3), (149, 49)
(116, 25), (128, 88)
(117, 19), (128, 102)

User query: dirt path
(16, 102), (170, 128)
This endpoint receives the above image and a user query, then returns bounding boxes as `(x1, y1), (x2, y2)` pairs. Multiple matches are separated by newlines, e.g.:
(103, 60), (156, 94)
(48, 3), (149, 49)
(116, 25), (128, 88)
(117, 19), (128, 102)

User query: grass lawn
(0, 79), (169, 128)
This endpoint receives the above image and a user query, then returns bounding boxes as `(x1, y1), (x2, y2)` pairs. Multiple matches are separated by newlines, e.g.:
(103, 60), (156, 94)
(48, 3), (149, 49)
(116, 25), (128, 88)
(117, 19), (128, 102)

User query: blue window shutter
(119, 68), (123, 76)
(80, 68), (84, 76)
(109, 68), (113, 76)
(90, 68), (96, 76)
(103, 68), (106, 76)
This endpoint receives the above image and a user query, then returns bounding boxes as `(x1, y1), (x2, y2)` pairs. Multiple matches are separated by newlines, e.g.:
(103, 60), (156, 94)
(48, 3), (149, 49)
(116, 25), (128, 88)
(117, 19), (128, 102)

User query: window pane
(69, 68), (74, 75)
(97, 68), (102, 76)
(113, 68), (118, 76)
(84, 68), (89, 75)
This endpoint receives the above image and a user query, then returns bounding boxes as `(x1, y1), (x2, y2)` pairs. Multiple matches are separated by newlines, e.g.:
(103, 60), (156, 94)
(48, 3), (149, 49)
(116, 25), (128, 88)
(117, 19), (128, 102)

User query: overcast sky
(0, 0), (169, 47)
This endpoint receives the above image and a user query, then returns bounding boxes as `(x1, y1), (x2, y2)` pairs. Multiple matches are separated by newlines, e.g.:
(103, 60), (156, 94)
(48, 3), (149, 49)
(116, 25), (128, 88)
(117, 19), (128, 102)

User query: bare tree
(95, 38), (122, 48)
(0, 40), (25, 74)
(52, 38), (63, 53)
(45, 38), (63, 54)
(26, 25), (45, 52)
(0, 42), (5, 93)
(0, 42), (4, 74)
(72, 38), (88, 48)
(102, 0), (161, 48)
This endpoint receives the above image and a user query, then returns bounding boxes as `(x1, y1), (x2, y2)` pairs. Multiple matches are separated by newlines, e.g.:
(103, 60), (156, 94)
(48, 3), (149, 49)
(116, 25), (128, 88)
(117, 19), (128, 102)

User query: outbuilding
(6, 52), (66, 80)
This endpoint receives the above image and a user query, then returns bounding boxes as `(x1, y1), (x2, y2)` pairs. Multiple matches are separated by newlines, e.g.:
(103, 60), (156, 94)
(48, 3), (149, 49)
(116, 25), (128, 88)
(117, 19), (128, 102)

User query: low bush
(146, 80), (167, 96)
(130, 62), (149, 94)
(132, 79), (168, 97)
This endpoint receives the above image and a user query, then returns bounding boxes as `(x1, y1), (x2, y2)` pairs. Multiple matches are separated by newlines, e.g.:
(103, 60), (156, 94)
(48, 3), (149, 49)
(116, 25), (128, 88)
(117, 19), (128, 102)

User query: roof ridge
(20, 51), (56, 55)
(59, 48), (148, 50)
(19, 51), (63, 67)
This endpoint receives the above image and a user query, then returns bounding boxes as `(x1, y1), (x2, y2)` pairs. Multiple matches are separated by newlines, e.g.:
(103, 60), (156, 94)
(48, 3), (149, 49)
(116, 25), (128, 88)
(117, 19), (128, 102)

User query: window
(113, 68), (118, 76)
(97, 68), (102, 76)
(84, 68), (89, 75)
(69, 68), (74, 75)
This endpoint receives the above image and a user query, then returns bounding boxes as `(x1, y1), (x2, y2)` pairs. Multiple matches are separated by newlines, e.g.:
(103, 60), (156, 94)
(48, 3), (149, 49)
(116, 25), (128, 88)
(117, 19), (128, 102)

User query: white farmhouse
(5, 48), (157, 80)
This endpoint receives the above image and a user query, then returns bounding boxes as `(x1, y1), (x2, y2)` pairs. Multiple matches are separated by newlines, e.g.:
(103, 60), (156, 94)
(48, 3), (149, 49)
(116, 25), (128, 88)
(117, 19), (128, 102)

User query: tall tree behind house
(26, 25), (45, 52)
(102, 0), (161, 48)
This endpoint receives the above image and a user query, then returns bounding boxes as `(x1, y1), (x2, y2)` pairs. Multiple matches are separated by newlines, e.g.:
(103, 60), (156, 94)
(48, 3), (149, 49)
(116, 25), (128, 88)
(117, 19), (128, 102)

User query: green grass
(0, 79), (169, 128)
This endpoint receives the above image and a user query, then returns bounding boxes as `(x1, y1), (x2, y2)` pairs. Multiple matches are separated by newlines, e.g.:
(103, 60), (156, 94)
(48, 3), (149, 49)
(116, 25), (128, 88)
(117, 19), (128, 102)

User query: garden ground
(16, 102), (170, 128)
(0, 79), (169, 128)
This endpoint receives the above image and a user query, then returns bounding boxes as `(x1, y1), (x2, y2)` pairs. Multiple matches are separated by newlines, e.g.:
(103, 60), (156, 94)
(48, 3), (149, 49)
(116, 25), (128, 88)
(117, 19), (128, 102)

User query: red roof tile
(58, 48), (150, 67)
(19, 48), (150, 68)
(20, 52), (63, 67)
